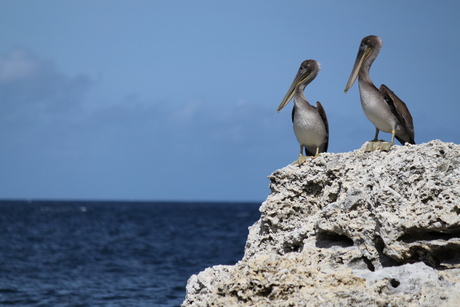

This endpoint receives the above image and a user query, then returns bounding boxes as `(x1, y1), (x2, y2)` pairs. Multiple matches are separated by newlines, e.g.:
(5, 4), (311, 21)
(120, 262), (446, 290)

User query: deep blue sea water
(0, 201), (261, 306)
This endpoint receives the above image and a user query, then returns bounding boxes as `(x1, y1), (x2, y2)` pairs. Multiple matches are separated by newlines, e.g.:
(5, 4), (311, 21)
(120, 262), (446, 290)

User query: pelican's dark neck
(293, 67), (318, 107)
(359, 46), (380, 85)
(358, 66), (372, 84)
(294, 85), (311, 107)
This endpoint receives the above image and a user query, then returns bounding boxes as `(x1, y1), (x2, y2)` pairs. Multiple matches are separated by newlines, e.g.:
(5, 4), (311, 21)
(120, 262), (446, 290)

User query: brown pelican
(277, 60), (329, 164)
(344, 35), (415, 151)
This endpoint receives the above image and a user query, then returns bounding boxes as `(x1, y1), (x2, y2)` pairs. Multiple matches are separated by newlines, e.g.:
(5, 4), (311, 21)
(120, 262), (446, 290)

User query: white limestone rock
(183, 140), (460, 306)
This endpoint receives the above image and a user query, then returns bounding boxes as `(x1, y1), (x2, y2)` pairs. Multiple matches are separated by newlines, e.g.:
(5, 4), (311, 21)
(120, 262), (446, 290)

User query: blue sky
(1, 1), (459, 202)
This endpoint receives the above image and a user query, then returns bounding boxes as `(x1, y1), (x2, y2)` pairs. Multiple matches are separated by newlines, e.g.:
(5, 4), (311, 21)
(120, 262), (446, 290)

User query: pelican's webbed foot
(365, 140), (384, 152)
(364, 140), (394, 152)
(292, 154), (308, 165)
(365, 128), (391, 152)
(379, 141), (394, 152)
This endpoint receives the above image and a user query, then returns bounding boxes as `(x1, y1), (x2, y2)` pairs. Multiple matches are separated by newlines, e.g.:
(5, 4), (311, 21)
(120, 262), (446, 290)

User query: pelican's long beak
(277, 70), (311, 112)
(344, 44), (372, 93)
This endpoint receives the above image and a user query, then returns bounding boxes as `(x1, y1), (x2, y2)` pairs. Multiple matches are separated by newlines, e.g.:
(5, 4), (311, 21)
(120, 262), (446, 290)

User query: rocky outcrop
(183, 140), (460, 306)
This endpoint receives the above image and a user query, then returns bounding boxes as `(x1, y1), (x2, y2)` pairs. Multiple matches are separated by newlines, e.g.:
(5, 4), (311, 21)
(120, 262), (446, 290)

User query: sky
(1, 1), (459, 202)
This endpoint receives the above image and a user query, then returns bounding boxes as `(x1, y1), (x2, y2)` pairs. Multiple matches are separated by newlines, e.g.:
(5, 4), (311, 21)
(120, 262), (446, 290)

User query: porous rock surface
(183, 140), (460, 306)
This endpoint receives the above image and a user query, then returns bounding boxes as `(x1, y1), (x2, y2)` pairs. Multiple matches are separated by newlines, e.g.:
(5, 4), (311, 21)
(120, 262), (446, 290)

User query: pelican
(277, 60), (329, 165)
(344, 35), (415, 151)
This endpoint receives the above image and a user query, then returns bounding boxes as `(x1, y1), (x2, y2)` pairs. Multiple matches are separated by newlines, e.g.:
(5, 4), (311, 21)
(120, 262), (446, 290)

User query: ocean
(0, 200), (261, 306)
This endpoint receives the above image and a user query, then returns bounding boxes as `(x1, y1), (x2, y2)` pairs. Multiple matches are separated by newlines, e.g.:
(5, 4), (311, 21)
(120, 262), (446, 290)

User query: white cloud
(0, 47), (92, 126)
(0, 48), (40, 81)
